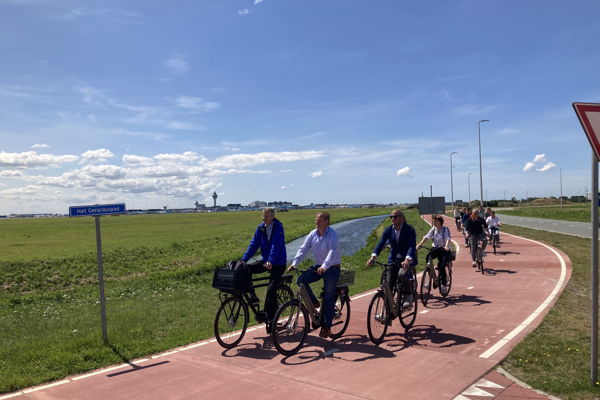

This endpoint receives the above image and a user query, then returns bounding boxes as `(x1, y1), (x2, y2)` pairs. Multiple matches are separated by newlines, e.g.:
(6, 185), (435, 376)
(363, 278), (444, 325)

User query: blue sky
(1, 0), (599, 214)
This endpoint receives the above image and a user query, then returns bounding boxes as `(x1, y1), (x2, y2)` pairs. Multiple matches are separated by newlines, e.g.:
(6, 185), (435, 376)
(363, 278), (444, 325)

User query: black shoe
(255, 311), (267, 323)
(319, 327), (331, 338)
(265, 322), (272, 334)
(249, 294), (260, 305)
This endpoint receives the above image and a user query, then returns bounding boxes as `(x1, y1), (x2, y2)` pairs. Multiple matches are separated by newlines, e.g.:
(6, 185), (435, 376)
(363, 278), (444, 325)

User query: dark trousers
(426, 248), (449, 285)
(297, 265), (340, 328)
(384, 260), (414, 294)
(246, 262), (285, 320)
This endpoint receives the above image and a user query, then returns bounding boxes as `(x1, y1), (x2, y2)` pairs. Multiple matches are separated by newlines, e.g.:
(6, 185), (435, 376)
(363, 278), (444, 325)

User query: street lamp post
(468, 172), (472, 204)
(560, 168), (563, 208)
(478, 119), (490, 207)
(450, 152), (457, 209)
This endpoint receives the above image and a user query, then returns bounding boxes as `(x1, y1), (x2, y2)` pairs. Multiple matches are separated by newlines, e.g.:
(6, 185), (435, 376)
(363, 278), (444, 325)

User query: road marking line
(478, 232), (567, 359)
(22, 380), (70, 394)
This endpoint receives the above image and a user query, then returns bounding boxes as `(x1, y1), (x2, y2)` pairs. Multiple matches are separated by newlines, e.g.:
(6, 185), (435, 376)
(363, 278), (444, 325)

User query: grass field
(498, 204), (591, 223)
(0, 207), (434, 394)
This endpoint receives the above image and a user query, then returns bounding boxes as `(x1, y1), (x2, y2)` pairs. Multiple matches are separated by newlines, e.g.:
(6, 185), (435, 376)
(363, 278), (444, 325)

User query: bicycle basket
(337, 270), (356, 287)
(212, 268), (244, 291)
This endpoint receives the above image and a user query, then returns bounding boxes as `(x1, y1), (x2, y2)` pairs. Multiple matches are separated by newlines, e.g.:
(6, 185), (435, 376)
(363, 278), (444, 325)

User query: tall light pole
(450, 151), (457, 209)
(468, 172), (472, 204)
(478, 119), (490, 207)
(560, 168), (563, 208)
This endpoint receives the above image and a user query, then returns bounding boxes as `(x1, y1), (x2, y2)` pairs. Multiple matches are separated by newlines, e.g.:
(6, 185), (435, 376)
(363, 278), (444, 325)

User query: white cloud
(238, 8), (249, 15)
(32, 144), (50, 149)
(166, 121), (204, 130)
(523, 154), (556, 172)
(281, 185), (287, 190)
(309, 170), (323, 178)
(209, 151), (324, 169)
(453, 104), (498, 117)
(0, 170), (24, 177)
(81, 148), (114, 163)
(154, 151), (200, 163)
(58, 7), (142, 20)
(176, 96), (220, 113)
(0, 151), (78, 169)
(165, 54), (191, 74)
(496, 128), (519, 135)
(396, 166), (411, 176)
(538, 162), (557, 172)
(123, 154), (153, 165)
(255, 0), (264, 4)
(522, 162), (535, 172)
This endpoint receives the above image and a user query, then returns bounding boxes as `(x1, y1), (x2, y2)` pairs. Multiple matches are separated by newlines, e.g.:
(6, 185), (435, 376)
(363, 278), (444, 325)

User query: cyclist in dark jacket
(241, 207), (287, 330)
(464, 209), (489, 268)
(367, 210), (418, 308)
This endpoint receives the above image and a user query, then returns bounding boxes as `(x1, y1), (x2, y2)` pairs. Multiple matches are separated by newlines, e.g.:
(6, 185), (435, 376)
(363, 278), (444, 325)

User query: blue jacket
(242, 218), (287, 266)
(372, 223), (418, 265)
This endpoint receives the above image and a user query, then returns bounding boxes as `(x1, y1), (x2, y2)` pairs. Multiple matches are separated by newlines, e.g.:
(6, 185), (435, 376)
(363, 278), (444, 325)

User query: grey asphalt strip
(496, 213), (595, 239)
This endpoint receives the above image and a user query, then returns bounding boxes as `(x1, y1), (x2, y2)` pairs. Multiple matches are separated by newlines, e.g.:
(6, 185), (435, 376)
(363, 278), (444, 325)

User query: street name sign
(69, 203), (126, 217)
(573, 102), (600, 159)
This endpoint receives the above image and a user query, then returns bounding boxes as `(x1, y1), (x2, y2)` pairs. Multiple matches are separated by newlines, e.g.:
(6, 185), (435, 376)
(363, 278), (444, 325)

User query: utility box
(418, 197), (446, 215)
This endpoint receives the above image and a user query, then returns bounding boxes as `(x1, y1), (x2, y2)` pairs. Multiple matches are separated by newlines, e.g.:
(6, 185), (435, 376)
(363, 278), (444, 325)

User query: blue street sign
(69, 203), (126, 217)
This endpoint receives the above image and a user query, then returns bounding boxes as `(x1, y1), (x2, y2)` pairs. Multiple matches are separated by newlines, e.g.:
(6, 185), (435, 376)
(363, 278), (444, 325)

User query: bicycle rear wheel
(493, 235), (498, 254)
(419, 267), (433, 306)
(367, 291), (389, 345)
(329, 294), (351, 339)
(214, 296), (248, 349)
(272, 300), (309, 356)
(399, 284), (418, 330)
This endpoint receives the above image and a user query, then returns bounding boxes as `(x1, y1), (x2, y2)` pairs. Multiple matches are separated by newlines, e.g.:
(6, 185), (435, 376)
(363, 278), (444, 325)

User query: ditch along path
(3, 215), (570, 400)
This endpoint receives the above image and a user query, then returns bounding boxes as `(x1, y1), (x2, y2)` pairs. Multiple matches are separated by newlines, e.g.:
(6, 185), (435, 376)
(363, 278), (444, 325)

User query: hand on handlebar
(287, 265), (296, 272)
(366, 256), (376, 266)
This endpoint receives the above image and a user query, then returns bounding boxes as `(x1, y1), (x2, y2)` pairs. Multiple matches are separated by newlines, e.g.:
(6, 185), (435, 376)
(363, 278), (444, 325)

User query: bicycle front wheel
(420, 267), (433, 306)
(367, 291), (389, 345)
(329, 295), (351, 339)
(272, 300), (309, 356)
(214, 296), (248, 349)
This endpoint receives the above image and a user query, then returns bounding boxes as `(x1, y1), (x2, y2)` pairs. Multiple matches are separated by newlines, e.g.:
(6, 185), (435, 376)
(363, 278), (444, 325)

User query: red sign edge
(573, 102), (600, 159)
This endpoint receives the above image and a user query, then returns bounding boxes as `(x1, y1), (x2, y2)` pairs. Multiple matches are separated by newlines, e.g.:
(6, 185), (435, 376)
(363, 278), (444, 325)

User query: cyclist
(461, 207), (472, 247)
(453, 207), (462, 230)
(486, 210), (502, 246)
(484, 207), (492, 219)
(367, 210), (417, 308)
(288, 212), (341, 339)
(464, 209), (489, 268)
(416, 215), (451, 293)
(241, 207), (287, 331)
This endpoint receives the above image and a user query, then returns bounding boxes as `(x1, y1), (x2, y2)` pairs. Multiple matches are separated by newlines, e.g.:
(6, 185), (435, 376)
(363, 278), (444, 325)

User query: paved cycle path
(2, 215), (570, 400)
(496, 213), (594, 239)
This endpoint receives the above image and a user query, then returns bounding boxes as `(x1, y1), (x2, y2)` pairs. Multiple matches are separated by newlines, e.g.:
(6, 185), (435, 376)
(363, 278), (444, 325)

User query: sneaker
(472, 261), (477, 268)
(464, 243), (469, 248)
(402, 294), (414, 308)
(265, 322), (272, 334)
(319, 327), (331, 338)
(423, 282), (430, 290)
(440, 284), (448, 293)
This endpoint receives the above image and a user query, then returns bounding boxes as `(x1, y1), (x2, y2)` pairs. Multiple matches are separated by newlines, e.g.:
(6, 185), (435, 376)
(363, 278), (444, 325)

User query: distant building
(248, 201), (267, 208)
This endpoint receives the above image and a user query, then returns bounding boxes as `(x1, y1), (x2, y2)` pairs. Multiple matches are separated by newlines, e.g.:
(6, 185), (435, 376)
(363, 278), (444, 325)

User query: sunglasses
(389, 215), (400, 219)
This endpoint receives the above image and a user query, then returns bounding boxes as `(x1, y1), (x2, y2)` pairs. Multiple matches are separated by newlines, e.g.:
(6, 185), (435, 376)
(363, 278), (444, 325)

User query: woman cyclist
(416, 215), (451, 293)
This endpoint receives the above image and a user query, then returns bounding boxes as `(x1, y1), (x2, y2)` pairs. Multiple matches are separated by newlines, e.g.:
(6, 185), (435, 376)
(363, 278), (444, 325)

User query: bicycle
(367, 261), (418, 345)
(469, 235), (485, 274)
(419, 246), (453, 306)
(212, 264), (294, 349)
(489, 227), (500, 255)
(455, 217), (462, 233)
(271, 267), (353, 356)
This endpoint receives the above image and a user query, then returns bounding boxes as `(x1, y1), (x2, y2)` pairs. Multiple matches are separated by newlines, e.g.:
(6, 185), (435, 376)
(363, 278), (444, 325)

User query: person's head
(389, 210), (405, 227)
(433, 215), (444, 228)
(262, 207), (275, 226)
(490, 210), (496, 217)
(315, 212), (330, 231)
(471, 209), (480, 220)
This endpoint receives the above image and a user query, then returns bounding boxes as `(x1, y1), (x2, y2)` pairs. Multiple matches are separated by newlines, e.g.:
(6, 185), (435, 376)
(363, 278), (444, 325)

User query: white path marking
(478, 231), (567, 359)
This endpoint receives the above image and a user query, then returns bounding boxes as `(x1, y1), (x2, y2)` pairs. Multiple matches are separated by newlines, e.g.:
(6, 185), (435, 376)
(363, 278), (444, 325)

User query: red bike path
(2, 216), (570, 400)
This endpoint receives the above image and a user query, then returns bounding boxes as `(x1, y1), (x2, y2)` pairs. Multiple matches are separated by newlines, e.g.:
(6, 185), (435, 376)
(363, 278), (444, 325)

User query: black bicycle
(367, 261), (418, 345)
(419, 246), (453, 306)
(271, 268), (353, 356)
(470, 236), (485, 274)
(212, 264), (294, 349)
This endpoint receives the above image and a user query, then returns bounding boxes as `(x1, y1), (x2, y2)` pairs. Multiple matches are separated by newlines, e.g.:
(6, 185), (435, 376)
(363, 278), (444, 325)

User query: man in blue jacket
(241, 207), (287, 331)
(367, 210), (417, 308)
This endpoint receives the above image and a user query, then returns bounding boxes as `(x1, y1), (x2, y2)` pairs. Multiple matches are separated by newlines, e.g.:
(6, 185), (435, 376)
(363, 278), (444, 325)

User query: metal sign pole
(593, 153), (599, 385)
(94, 215), (108, 343)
